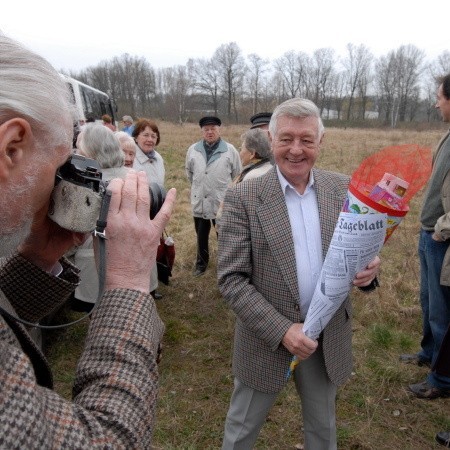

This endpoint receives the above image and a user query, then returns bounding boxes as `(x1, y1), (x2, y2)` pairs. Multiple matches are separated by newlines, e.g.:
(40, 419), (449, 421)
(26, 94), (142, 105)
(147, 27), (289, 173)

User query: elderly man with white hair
(0, 33), (176, 448)
(122, 115), (135, 135)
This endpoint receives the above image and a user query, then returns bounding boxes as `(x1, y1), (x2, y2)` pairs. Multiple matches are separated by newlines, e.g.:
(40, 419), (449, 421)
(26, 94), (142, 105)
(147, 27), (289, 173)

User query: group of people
(69, 115), (166, 305)
(0, 31), (449, 449)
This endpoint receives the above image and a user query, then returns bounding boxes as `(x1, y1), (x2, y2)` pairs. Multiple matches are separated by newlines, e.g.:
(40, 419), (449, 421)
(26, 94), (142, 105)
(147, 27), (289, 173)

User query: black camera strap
(0, 191), (112, 330)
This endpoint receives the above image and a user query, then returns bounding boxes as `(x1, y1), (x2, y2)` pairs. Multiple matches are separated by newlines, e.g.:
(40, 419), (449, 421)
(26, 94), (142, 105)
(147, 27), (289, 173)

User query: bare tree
(375, 45), (425, 126)
(309, 48), (336, 111)
(106, 54), (156, 117)
(246, 53), (270, 114)
(395, 45), (425, 122)
(327, 71), (347, 120)
(274, 50), (310, 98)
(212, 42), (245, 120)
(429, 50), (450, 79)
(342, 43), (372, 120)
(191, 58), (221, 115)
(267, 71), (287, 106)
(375, 51), (400, 126)
(158, 63), (194, 123)
(424, 51), (450, 122)
(357, 70), (374, 120)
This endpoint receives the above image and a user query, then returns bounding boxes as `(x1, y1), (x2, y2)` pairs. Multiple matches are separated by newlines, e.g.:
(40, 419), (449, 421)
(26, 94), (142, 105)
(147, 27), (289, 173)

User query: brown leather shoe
(150, 290), (163, 300)
(408, 380), (450, 399)
(436, 431), (450, 447)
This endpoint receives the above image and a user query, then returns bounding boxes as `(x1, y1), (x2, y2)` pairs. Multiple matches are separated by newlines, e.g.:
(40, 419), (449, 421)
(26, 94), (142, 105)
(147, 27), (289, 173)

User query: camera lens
(149, 182), (166, 220)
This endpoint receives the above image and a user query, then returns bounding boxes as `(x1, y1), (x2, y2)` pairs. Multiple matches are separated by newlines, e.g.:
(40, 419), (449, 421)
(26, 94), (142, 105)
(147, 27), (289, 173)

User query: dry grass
(46, 123), (449, 449)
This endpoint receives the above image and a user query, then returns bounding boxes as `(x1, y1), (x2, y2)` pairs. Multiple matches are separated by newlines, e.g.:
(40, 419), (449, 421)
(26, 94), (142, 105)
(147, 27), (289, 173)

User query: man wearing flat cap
(185, 116), (241, 277)
(250, 112), (272, 130)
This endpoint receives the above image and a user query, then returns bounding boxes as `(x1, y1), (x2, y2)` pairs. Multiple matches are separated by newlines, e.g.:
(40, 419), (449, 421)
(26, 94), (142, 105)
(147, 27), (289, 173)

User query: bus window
(60, 74), (117, 125)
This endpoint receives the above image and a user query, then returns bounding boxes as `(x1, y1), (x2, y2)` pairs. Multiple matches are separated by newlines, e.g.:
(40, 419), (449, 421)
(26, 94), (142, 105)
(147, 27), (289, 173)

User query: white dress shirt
(276, 167), (323, 319)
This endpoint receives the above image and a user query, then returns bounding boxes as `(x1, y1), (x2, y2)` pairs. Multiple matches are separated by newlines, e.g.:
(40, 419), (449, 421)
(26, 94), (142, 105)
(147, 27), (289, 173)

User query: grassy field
(46, 122), (450, 449)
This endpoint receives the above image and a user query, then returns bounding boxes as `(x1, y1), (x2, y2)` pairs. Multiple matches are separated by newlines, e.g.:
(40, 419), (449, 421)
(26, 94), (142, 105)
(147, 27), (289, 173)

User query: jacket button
(294, 304), (299, 311)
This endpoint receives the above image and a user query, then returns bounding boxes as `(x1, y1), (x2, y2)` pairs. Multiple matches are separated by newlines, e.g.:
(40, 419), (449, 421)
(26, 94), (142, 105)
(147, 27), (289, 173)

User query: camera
(48, 154), (166, 233)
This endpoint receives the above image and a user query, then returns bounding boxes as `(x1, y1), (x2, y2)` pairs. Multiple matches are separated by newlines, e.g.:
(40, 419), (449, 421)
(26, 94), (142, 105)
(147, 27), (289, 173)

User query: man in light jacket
(185, 116), (241, 277)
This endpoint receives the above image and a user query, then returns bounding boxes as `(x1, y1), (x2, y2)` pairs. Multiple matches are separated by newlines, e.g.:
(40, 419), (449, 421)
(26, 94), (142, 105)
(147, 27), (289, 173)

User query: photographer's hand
(18, 202), (86, 273)
(102, 171), (176, 293)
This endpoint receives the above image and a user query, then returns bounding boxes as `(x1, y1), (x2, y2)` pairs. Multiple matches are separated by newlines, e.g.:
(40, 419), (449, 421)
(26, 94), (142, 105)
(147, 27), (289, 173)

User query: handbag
(156, 230), (175, 285)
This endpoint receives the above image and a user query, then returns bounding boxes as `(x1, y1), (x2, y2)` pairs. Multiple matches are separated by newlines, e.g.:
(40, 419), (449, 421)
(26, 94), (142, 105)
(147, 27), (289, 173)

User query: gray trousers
(222, 346), (337, 450)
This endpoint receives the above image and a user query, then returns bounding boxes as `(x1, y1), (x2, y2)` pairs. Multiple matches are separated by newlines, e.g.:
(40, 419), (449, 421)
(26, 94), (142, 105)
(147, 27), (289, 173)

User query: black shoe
(408, 380), (450, 399)
(193, 268), (206, 277)
(399, 353), (431, 368)
(151, 290), (163, 300)
(436, 431), (450, 447)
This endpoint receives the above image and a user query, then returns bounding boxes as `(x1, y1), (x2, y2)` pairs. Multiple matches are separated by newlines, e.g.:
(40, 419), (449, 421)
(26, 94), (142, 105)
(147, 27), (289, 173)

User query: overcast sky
(2, 0), (448, 73)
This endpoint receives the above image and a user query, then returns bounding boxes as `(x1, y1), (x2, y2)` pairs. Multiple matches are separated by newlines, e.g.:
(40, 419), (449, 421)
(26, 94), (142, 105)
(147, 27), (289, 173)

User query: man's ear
(319, 132), (325, 146)
(0, 118), (34, 181)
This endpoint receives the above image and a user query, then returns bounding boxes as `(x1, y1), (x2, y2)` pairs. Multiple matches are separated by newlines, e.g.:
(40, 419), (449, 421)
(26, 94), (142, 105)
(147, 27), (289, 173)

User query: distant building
(321, 108), (379, 120)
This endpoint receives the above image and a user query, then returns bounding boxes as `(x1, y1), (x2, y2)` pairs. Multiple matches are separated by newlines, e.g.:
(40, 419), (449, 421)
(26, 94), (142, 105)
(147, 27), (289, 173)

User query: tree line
(64, 42), (450, 128)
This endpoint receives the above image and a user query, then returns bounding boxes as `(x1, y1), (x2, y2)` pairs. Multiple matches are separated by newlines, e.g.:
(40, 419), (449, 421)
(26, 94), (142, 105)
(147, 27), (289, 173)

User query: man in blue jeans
(401, 73), (450, 399)
(434, 324), (450, 446)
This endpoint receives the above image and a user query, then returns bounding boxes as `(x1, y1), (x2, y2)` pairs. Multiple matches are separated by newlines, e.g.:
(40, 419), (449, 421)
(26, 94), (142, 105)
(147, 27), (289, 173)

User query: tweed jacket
(0, 254), (164, 449)
(218, 167), (352, 394)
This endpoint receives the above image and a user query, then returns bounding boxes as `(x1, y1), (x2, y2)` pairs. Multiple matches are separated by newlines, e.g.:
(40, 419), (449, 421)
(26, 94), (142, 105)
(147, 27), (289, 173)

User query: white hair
(115, 131), (137, 152)
(269, 98), (325, 139)
(78, 124), (125, 168)
(0, 33), (75, 154)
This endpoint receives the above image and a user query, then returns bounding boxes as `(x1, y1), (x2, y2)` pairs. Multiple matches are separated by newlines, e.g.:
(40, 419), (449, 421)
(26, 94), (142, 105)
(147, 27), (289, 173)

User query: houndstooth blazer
(0, 255), (164, 449)
(218, 167), (352, 394)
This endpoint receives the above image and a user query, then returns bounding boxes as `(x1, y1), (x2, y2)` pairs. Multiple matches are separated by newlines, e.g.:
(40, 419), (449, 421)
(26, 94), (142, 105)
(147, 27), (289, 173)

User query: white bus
(60, 74), (117, 126)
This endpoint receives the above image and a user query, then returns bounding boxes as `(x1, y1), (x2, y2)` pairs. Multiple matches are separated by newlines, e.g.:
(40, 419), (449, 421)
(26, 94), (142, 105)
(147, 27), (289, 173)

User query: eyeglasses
(139, 133), (158, 139)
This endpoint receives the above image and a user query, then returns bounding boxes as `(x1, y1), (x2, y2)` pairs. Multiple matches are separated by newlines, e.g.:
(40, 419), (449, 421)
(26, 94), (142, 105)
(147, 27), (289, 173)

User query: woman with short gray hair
(71, 124), (129, 311)
(216, 128), (273, 229)
(77, 124), (125, 170)
(236, 128), (273, 182)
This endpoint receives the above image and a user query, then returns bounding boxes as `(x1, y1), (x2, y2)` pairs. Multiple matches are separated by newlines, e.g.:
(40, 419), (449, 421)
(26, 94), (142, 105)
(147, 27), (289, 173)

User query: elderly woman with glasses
(132, 118), (165, 186)
(132, 119), (166, 300)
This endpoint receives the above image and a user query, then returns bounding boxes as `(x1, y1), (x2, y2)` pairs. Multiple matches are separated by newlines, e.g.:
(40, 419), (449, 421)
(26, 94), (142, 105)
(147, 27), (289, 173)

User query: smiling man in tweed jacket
(0, 34), (176, 449)
(218, 98), (380, 450)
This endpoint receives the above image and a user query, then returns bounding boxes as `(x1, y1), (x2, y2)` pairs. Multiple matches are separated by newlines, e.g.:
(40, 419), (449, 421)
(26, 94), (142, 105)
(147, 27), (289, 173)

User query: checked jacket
(218, 167), (353, 394)
(0, 255), (164, 449)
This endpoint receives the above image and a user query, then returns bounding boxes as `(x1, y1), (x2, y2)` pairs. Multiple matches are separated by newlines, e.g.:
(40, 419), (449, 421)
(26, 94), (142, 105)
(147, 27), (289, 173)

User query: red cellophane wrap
(344, 144), (433, 242)
(350, 144), (432, 204)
